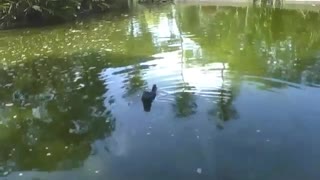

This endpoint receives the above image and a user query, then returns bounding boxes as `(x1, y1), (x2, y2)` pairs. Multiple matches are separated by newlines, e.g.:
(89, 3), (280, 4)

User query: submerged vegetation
(0, 0), (126, 29)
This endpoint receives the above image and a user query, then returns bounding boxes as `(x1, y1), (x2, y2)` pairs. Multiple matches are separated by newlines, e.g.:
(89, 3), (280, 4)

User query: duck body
(141, 84), (157, 112)
(141, 84), (157, 102)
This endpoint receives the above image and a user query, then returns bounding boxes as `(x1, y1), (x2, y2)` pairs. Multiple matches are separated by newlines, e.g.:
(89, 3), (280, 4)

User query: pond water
(1, 3), (320, 180)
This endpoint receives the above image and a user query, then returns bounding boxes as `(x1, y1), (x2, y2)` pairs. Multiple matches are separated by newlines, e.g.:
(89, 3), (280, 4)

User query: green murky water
(0, 4), (320, 180)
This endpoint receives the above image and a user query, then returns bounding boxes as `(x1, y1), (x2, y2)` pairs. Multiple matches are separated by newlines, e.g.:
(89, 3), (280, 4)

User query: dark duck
(141, 84), (157, 112)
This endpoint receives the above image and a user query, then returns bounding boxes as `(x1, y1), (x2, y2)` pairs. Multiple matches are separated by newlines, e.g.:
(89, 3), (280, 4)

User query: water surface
(0, 4), (320, 180)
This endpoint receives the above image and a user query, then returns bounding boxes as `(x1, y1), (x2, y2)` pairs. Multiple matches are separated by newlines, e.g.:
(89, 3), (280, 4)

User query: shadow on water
(1, 3), (320, 180)
(0, 54), (109, 173)
(0, 51), (159, 176)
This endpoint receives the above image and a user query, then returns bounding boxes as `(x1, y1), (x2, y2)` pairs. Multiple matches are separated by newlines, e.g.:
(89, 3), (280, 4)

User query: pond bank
(0, 0), (130, 30)
(1, 0), (319, 30)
